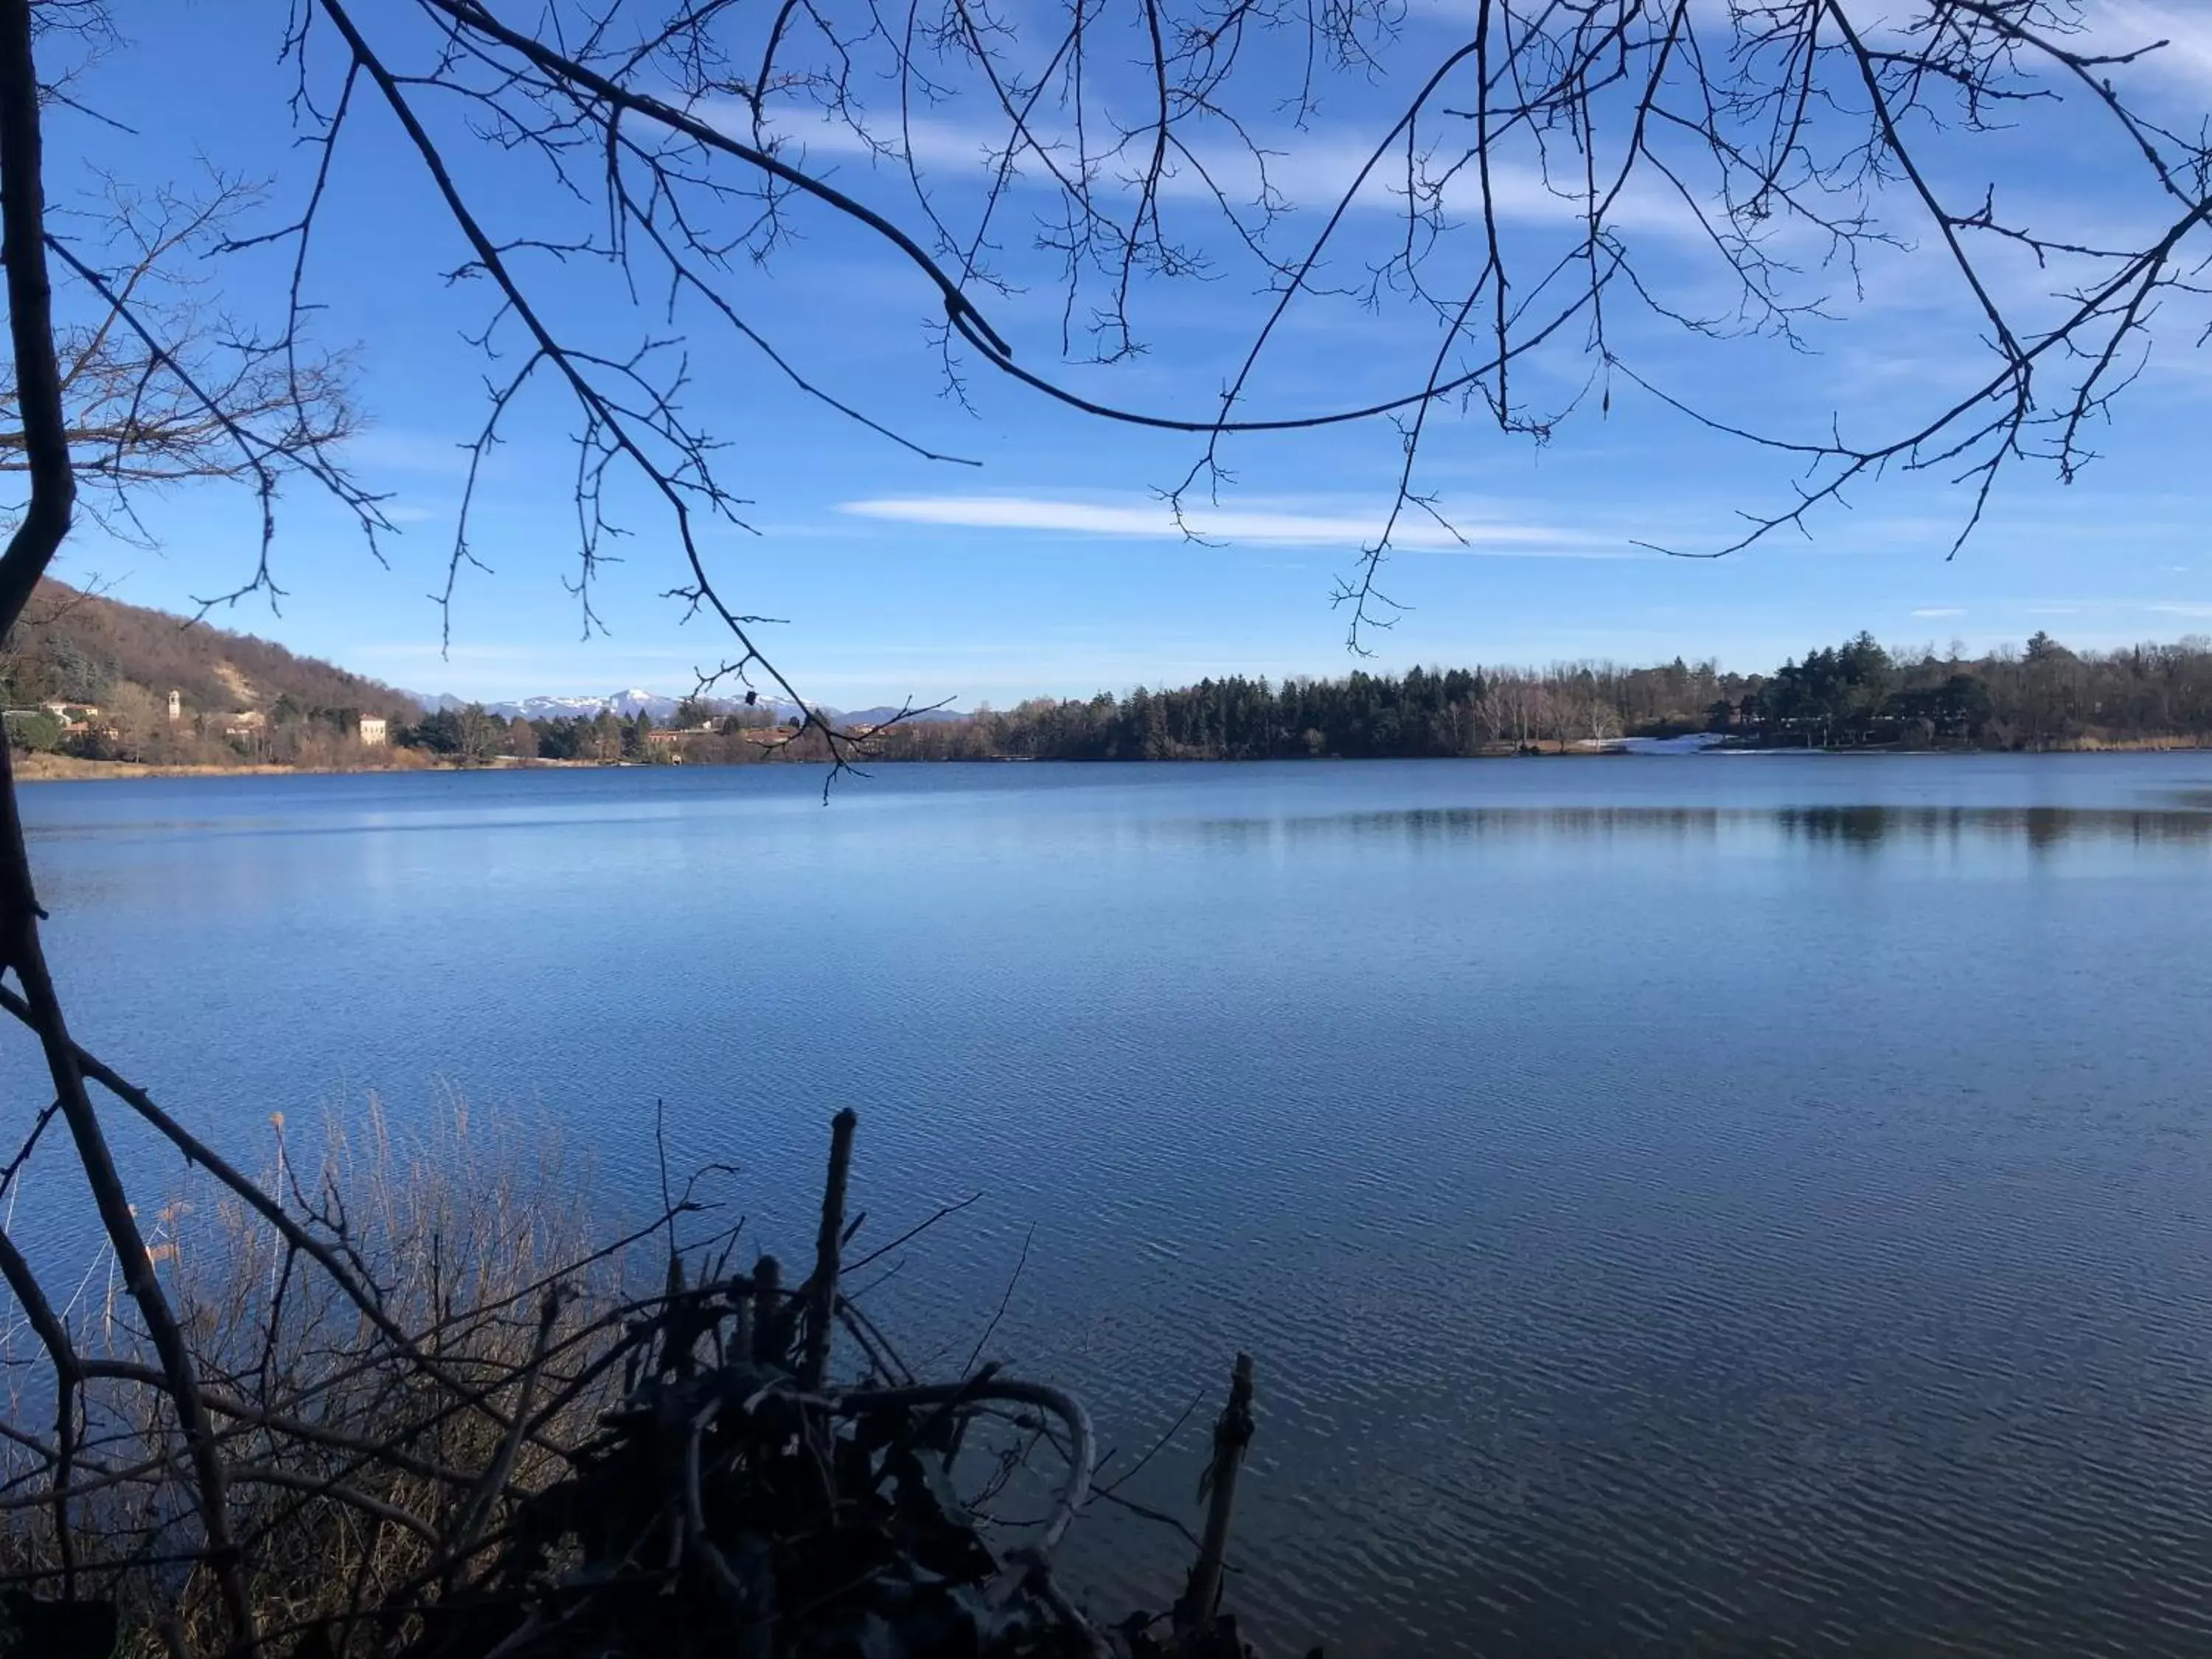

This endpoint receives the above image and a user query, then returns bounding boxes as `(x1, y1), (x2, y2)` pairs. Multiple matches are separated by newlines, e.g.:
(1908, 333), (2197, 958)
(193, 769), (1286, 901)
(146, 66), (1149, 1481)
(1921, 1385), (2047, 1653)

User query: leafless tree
(0, 177), (358, 547)
(12, 2), (2187, 676)
(215, 0), (2212, 664)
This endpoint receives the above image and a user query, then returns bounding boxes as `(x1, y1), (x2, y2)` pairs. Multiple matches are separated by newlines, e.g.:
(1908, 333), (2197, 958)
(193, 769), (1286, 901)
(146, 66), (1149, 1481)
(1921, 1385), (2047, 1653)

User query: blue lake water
(10, 754), (2212, 1655)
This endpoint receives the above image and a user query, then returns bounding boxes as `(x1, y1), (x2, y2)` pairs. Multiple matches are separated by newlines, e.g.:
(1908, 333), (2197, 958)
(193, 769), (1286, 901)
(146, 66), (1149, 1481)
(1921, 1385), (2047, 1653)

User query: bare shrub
(0, 1093), (644, 1658)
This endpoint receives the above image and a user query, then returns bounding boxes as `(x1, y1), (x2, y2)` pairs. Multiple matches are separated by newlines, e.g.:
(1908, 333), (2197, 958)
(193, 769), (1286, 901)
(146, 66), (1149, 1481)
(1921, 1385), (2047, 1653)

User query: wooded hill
(0, 580), (418, 765)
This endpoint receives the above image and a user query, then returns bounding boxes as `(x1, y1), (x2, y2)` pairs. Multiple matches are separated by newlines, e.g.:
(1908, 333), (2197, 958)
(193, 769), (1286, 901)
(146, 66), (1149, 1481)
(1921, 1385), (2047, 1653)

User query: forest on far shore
(860, 632), (2212, 762)
(4, 571), (2209, 768)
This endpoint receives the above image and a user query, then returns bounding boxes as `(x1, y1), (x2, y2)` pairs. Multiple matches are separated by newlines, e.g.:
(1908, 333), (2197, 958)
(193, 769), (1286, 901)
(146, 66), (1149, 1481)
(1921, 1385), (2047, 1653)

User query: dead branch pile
(1, 1107), (1281, 1659)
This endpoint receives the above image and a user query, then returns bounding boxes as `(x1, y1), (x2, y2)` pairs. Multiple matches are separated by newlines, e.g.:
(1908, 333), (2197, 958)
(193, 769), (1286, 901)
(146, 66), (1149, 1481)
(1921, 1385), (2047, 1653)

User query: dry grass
(0, 1091), (648, 1658)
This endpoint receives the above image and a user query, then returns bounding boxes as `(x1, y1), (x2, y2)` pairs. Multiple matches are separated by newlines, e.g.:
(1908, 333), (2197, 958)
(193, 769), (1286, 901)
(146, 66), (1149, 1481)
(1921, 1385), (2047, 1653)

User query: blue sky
(35, 1), (2212, 708)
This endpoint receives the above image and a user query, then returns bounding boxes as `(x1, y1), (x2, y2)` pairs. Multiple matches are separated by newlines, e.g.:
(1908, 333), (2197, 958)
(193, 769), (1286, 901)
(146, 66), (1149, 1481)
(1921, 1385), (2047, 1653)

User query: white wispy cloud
(1910, 606), (1965, 618)
(1165, 133), (1697, 238)
(735, 105), (1697, 238)
(730, 106), (990, 173)
(2089, 2), (2212, 93)
(839, 493), (1627, 554)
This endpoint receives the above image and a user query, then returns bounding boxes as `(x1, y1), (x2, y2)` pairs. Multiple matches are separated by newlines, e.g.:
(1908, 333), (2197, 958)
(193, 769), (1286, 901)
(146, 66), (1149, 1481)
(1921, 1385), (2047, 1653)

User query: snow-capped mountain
(403, 686), (970, 727)
(406, 687), (821, 724)
(490, 688), (686, 722)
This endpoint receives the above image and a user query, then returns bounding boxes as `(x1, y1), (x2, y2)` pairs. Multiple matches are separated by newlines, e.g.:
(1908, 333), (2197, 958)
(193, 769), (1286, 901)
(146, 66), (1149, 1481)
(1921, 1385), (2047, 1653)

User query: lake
(10, 754), (2212, 1655)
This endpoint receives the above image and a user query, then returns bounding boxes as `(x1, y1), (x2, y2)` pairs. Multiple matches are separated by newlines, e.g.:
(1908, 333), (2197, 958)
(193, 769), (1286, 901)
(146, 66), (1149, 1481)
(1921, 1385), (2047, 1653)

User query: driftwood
(389, 1114), (1267, 1659)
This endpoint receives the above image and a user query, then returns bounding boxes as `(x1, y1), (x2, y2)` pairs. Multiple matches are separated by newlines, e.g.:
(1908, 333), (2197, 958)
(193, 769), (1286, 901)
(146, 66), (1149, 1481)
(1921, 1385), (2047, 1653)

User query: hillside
(4, 580), (417, 717)
(1, 580), (420, 766)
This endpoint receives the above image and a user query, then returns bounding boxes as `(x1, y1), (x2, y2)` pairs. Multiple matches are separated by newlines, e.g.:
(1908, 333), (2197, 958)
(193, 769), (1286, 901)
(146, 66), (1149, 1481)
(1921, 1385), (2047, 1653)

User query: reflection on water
(1194, 801), (2212, 851)
(1778, 803), (2212, 848)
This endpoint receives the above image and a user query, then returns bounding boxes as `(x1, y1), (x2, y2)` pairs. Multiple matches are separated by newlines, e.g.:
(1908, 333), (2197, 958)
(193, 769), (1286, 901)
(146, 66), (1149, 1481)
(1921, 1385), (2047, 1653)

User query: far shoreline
(12, 737), (2208, 782)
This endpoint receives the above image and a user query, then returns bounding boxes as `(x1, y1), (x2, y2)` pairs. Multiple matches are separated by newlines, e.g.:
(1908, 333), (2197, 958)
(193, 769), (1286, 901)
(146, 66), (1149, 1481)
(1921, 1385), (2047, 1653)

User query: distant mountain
(501, 689), (830, 724)
(837, 704), (969, 728)
(490, 689), (686, 722)
(405, 688), (771, 721)
(403, 687), (967, 728)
